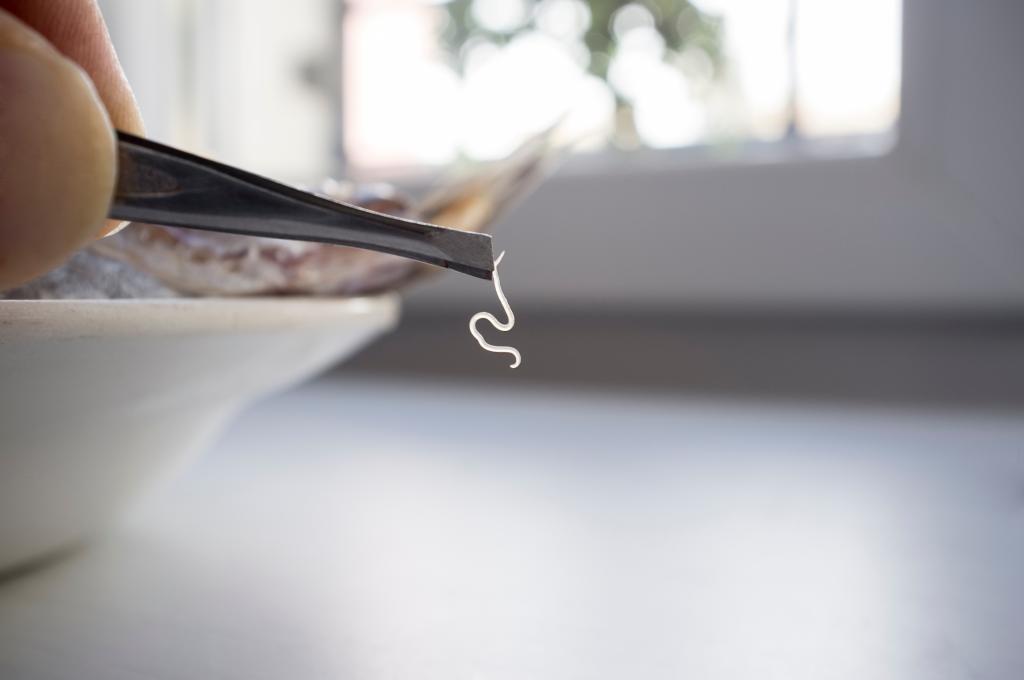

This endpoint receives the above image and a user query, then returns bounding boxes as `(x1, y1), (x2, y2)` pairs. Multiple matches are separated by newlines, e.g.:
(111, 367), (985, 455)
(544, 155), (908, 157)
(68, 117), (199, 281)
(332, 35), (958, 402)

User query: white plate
(0, 296), (398, 570)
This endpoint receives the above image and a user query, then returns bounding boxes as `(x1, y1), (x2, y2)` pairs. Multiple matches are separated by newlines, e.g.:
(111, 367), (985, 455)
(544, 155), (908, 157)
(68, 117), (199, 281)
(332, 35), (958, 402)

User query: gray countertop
(1, 378), (1022, 679)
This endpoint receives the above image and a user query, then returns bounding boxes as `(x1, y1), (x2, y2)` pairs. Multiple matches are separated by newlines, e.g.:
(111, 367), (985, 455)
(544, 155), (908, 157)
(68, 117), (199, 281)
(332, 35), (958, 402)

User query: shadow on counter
(342, 306), (1024, 409)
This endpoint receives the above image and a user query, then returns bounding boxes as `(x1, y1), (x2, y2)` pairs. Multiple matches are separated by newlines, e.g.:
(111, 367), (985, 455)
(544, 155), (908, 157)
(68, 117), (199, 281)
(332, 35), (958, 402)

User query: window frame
(408, 0), (1024, 312)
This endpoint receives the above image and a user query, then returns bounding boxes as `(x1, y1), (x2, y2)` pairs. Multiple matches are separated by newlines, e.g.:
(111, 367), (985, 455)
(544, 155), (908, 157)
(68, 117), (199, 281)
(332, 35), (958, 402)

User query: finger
(0, 0), (143, 134)
(2, 0), (144, 236)
(0, 9), (116, 289)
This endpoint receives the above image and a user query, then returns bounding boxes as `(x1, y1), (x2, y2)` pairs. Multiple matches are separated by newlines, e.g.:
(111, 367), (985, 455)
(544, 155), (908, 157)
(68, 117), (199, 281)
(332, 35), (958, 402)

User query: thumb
(0, 8), (116, 289)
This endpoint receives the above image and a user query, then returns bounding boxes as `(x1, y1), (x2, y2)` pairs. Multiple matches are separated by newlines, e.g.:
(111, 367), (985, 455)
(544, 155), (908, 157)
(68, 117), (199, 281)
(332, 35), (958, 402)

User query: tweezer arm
(109, 131), (494, 280)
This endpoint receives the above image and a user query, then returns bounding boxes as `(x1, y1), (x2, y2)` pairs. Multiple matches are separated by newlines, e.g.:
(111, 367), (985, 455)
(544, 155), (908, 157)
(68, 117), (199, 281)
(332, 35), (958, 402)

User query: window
(102, 0), (901, 181)
(342, 0), (901, 173)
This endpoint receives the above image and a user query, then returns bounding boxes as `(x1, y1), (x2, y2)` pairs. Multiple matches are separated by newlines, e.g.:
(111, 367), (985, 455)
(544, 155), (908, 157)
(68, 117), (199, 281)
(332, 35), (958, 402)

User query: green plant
(438, 0), (724, 146)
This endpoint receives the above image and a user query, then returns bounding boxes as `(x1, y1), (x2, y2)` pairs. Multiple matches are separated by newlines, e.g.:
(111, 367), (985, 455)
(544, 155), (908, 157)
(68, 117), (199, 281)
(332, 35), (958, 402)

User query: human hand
(0, 0), (143, 289)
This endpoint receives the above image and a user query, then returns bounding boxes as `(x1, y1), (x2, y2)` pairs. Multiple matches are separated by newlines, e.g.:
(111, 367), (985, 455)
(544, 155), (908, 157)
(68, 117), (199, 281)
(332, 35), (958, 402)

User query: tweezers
(108, 131), (494, 280)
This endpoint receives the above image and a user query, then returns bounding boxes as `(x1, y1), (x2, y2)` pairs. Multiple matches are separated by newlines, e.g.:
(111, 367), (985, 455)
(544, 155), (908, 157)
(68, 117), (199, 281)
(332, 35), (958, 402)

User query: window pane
(794, 0), (902, 137)
(342, 0), (902, 172)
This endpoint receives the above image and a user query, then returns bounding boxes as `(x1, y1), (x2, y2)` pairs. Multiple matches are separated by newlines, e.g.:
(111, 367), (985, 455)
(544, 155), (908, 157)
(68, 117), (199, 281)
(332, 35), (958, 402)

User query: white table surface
(1, 378), (1022, 679)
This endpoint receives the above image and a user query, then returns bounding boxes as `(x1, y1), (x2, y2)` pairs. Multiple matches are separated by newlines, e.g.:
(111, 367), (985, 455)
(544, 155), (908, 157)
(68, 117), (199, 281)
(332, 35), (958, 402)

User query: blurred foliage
(437, 0), (723, 146)
(439, 0), (723, 88)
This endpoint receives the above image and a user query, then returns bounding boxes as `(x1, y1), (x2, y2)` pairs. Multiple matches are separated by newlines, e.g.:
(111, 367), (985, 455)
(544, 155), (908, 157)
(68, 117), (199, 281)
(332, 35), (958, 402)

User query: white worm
(469, 251), (521, 369)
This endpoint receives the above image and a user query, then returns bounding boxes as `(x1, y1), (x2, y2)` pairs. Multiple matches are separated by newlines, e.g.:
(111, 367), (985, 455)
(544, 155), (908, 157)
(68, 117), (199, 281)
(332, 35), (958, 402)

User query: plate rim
(0, 295), (401, 339)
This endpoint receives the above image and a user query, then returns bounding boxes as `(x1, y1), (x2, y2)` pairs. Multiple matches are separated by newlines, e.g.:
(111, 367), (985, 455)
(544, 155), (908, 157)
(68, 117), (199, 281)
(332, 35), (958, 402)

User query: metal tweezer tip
(109, 131), (495, 280)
